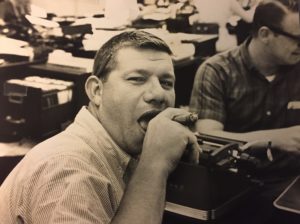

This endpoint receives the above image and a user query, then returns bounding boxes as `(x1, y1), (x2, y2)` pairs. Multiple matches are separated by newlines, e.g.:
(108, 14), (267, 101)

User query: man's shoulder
(204, 45), (243, 68)
(25, 130), (101, 168)
(196, 45), (244, 81)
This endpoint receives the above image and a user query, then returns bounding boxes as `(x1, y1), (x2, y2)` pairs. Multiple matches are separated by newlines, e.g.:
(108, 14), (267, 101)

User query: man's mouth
(137, 110), (162, 132)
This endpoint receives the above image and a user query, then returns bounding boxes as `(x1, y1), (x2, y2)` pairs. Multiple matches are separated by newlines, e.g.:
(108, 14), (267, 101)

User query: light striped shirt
(0, 107), (131, 223)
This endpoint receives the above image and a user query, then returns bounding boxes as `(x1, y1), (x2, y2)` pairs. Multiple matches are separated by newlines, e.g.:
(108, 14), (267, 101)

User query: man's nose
(143, 79), (166, 105)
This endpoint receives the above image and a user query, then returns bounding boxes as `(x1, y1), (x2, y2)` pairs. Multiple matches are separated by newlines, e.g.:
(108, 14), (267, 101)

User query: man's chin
(289, 55), (300, 64)
(126, 138), (144, 157)
(128, 147), (142, 157)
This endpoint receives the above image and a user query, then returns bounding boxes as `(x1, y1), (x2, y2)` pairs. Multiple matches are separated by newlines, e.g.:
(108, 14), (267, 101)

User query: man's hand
(140, 108), (201, 176)
(240, 125), (300, 155)
(270, 126), (300, 154)
(114, 108), (200, 224)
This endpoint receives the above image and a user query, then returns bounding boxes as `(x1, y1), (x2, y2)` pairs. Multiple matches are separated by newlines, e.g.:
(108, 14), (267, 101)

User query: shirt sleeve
(189, 61), (226, 124)
(29, 155), (115, 224)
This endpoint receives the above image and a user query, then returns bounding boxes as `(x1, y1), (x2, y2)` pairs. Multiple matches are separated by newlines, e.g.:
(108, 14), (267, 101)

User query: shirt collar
(74, 107), (132, 172)
(240, 37), (256, 71)
(240, 38), (295, 82)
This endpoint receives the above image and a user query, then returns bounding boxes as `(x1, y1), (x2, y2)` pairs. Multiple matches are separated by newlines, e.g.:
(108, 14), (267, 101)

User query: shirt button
(266, 111), (272, 116)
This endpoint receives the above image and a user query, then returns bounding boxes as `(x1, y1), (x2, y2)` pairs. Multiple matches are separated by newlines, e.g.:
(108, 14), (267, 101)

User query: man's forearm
(111, 161), (168, 224)
(201, 128), (285, 143)
(201, 127), (300, 151)
(197, 119), (300, 153)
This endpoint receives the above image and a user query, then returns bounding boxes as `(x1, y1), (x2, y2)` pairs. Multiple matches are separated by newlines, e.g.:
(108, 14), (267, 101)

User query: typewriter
(165, 134), (265, 221)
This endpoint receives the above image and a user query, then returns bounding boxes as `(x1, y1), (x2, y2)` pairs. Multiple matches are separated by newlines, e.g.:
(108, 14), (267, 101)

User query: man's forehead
(112, 47), (174, 77)
(281, 12), (300, 34)
(117, 47), (169, 55)
(115, 47), (173, 63)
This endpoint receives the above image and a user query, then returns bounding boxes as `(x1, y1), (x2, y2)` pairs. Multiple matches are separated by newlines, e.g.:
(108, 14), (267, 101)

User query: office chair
(0, 155), (24, 185)
(191, 23), (219, 34)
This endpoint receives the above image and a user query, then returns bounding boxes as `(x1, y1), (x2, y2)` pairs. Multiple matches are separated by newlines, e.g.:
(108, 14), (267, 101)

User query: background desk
(0, 138), (36, 185)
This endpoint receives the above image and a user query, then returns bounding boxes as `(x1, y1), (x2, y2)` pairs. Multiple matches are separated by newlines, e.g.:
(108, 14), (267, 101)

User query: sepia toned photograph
(0, 0), (299, 223)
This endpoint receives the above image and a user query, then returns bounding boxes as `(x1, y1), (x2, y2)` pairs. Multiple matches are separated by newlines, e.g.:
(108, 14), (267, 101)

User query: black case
(2, 79), (74, 140)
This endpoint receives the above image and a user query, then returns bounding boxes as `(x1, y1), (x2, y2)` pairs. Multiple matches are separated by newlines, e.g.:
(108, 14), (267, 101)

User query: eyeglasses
(266, 25), (300, 43)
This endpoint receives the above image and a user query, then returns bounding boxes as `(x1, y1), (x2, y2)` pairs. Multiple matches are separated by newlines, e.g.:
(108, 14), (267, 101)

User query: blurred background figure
(191, 0), (259, 51)
(0, 0), (31, 24)
(11, 0), (31, 17)
(0, 0), (14, 25)
(0, 0), (33, 42)
(228, 0), (261, 44)
(104, 0), (140, 26)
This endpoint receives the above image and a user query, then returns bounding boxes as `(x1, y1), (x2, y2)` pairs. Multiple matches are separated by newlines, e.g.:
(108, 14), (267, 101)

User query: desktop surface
(163, 175), (300, 224)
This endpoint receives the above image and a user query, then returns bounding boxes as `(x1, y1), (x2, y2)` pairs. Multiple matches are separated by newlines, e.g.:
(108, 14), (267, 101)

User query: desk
(0, 138), (35, 156)
(0, 138), (36, 185)
(163, 176), (300, 224)
(0, 136), (299, 223)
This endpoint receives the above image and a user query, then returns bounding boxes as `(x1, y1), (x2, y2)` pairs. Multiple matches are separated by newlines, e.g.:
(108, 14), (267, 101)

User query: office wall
(31, 0), (105, 16)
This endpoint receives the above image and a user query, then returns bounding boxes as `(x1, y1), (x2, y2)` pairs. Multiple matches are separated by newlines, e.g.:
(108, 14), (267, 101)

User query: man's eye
(160, 80), (174, 89)
(128, 77), (146, 83)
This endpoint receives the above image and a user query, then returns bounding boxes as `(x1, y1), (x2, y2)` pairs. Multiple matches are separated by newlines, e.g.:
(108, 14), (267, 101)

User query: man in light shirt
(0, 30), (200, 224)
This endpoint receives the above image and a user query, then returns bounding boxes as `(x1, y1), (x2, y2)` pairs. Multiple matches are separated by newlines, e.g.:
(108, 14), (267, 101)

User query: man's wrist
(137, 157), (171, 180)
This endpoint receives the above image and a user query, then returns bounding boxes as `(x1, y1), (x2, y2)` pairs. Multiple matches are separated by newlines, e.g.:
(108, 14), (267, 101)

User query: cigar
(172, 113), (198, 125)
(172, 113), (202, 155)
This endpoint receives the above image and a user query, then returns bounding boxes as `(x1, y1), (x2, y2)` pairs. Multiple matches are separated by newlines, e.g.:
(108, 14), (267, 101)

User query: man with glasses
(190, 0), (300, 156)
(190, 1), (300, 222)
(267, 24), (300, 45)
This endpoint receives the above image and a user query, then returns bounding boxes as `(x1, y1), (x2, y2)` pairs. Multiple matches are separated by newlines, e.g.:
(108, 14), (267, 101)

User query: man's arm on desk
(196, 119), (300, 154)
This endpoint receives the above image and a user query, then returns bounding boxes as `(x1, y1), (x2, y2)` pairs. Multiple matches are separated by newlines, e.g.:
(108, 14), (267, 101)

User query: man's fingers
(154, 108), (202, 165)
(240, 140), (269, 151)
(187, 134), (202, 164)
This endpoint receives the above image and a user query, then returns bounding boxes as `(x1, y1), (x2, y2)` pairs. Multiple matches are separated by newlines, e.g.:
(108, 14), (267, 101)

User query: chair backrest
(192, 23), (219, 34)
(166, 15), (191, 33)
(0, 155), (24, 185)
(0, 1), (16, 21)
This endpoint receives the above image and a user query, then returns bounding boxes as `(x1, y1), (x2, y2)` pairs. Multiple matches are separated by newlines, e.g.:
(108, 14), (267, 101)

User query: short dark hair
(92, 30), (173, 81)
(252, 0), (299, 37)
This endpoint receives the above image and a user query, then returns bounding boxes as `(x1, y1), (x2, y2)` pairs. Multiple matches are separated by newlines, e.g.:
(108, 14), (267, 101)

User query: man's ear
(258, 26), (273, 44)
(85, 75), (103, 106)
